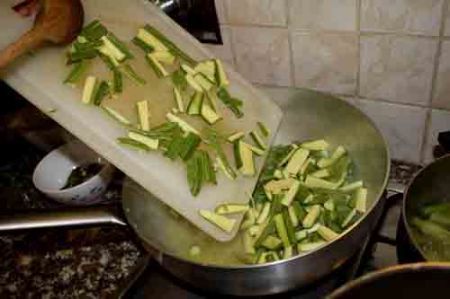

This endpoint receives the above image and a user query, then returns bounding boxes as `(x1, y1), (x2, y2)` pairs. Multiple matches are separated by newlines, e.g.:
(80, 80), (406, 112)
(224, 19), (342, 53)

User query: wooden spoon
(0, 0), (84, 69)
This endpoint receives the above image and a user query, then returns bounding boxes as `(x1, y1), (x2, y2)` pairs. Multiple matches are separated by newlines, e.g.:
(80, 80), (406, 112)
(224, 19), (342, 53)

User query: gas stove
(0, 83), (423, 297)
(119, 176), (422, 298)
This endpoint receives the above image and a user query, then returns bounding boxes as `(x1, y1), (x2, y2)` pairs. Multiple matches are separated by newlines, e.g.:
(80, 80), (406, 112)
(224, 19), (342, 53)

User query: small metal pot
(328, 263), (450, 298)
(402, 154), (450, 261)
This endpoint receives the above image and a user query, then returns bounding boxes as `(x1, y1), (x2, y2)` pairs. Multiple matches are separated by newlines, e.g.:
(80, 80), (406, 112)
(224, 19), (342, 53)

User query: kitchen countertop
(0, 135), (422, 298)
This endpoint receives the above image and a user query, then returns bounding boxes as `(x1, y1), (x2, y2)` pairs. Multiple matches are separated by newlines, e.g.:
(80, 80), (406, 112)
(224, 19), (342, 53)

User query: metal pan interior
(121, 88), (390, 268)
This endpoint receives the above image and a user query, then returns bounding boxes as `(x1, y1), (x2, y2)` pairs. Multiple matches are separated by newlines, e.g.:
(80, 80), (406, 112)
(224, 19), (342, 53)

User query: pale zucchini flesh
(166, 113), (200, 135)
(201, 102), (221, 124)
(355, 188), (368, 213)
(301, 139), (329, 151)
(82, 76), (97, 104)
(317, 146), (346, 168)
(227, 131), (245, 143)
(149, 50), (175, 64)
(187, 92), (203, 115)
(185, 73), (203, 92)
(136, 100), (150, 131)
(102, 106), (131, 125)
(137, 28), (168, 51)
(128, 131), (159, 150)
(284, 148), (310, 176)
(281, 180), (301, 206)
(215, 204), (249, 215)
(214, 59), (229, 87)
(302, 205), (321, 228)
(173, 87), (184, 112)
(199, 210), (236, 233)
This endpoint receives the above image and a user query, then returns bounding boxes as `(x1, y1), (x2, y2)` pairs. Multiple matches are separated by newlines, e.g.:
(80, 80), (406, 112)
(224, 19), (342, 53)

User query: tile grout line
(227, 26), (238, 69)
(285, 0), (296, 88)
(220, 0), (228, 26)
(355, 0), (362, 98)
(419, 0), (449, 164)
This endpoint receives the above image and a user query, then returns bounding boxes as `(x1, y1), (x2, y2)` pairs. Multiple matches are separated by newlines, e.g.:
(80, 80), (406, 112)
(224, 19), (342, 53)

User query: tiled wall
(206, 0), (450, 165)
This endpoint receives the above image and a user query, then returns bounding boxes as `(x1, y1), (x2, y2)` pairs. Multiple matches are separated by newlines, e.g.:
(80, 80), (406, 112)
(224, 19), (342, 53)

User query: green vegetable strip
(69, 48), (98, 62)
(129, 123), (178, 143)
(282, 209), (297, 244)
(132, 37), (155, 53)
(172, 70), (188, 91)
(430, 211), (450, 228)
(186, 152), (203, 196)
(64, 61), (89, 84)
(74, 39), (103, 51)
(117, 137), (151, 151)
(422, 203), (450, 216)
(112, 70), (123, 93)
(145, 55), (165, 78)
(151, 122), (180, 137)
(274, 213), (290, 248)
(80, 20), (107, 41)
(257, 121), (270, 137)
(217, 88), (243, 118)
(164, 131), (184, 160)
(412, 218), (450, 241)
(209, 133), (237, 179)
(199, 151), (216, 184)
(254, 220), (275, 248)
(105, 32), (133, 60)
(122, 64), (146, 85)
(178, 133), (201, 161)
(292, 201), (307, 223)
(143, 24), (196, 65)
(98, 52), (118, 70)
(93, 81), (109, 106)
(270, 195), (283, 217)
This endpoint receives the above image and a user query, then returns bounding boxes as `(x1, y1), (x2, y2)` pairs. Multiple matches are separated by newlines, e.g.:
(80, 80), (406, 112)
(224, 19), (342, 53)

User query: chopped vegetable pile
(193, 140), (368, 264)
(411, 202), (450, 261)
(64, 20), (270, 197)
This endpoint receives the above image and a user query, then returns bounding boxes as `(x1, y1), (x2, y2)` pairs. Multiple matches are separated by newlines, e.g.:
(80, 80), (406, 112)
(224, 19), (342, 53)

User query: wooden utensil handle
(0, 27), (44, 69)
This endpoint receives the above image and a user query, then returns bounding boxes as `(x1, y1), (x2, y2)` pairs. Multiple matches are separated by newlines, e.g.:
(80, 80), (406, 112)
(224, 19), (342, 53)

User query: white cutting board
(0, 0), (283, 241)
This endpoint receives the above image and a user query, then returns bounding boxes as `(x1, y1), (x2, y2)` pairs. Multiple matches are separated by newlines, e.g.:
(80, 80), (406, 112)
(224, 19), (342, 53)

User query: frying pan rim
(328, 261), (450, 298)
(402, 153), (450, 261)
(121, 90), (391, 270)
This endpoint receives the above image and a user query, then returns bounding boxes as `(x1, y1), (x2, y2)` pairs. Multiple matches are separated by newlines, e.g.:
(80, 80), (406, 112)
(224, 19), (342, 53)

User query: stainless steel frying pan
(0, 88), (390, 295)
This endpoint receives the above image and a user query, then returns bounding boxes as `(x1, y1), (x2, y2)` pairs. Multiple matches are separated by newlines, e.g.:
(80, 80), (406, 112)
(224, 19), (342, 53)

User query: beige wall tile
(291, 32), (358, 94)
(225, 0), (287, 26)
(205, 26), (234, 66)
(214, 0), (226, 24)
(361, 0), (443, 36)
(433, 41), (450, 110)
(288, 0), (357, 31)
(423, 109), (450, 163)
(231, 27), (291, 86)
(357, 99), (427, 163)
(445, 0), (450, 36)
(360, 35), (437, 106)
(256, 85), (298, 108)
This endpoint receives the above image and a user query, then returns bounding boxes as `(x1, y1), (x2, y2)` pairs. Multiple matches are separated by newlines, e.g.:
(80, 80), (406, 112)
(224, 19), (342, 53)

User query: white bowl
(33, 140), (115, 205)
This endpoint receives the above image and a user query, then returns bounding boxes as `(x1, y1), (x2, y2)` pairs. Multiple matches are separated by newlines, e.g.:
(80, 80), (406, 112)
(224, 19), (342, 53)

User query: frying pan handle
(387, 182), (406, 195)
(0, 206), (127, 232)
